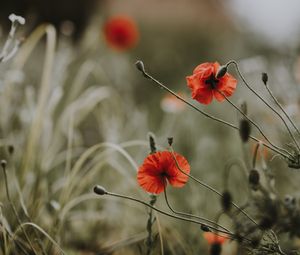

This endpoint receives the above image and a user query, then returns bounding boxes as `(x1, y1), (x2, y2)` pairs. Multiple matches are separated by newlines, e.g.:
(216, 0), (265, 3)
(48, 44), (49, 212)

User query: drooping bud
(93, 185), (107, 195)
(200, 224), (210, 232)
(249, 169), (260, 188)
(221, 190), (232, 212)
(216, 65), (227, 79)
(135, 60), (145, 73)
(239, 119), (251, 143)
(167, 137), (173, 146)
(261, 72), (268, 85)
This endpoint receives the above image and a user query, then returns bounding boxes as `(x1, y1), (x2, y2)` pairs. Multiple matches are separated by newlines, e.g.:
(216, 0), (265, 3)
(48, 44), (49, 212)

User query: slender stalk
(252, 142), (260, 168)
(226, 60), (300, 153)
(265, 83), (300, 137)
(216, 89), (293, 158)
(168, 147), (259, 228)
(163, 188), (231, 233)
(135, 61), (292, 161)
(105, 191), (239, 239)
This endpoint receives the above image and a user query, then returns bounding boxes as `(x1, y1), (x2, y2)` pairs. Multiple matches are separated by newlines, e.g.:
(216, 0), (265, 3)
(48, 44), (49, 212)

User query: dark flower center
(205, 74), (219, 89)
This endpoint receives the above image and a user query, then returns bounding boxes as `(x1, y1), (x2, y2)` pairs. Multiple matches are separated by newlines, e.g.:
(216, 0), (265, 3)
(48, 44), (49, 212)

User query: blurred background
(1, 0), (300, 254)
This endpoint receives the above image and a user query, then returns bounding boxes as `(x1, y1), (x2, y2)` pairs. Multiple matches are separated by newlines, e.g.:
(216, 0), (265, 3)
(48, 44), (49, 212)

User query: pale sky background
(228, 0), (300, 48)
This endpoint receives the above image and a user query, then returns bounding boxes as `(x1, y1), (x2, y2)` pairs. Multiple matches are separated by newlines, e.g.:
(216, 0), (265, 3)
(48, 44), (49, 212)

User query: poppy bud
(1, 160), (7, 169)
(239, 119), (251, 143)
(261, 72), (268, 85)
(210, 243), (221, 255)
(7, 145), (14, 155)
(216, 65), (227, 79)
(221, 190), (232, 212)
(250, 236), (261, 248)
(93, 185), (107, 195)
(135, 60), (145, 73)
(148, 133), (157, 154)
(200, 224), (210, 232)
(167, 137), (173, 146)
(249, 169), (260, 188)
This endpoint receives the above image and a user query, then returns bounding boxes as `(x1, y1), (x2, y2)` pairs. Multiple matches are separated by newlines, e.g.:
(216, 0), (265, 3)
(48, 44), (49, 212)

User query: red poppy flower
(203, 232), (229, 245)
(103, 15), (139, 51)
(186, 62), (237, 105)
(137, 151), (190, 194)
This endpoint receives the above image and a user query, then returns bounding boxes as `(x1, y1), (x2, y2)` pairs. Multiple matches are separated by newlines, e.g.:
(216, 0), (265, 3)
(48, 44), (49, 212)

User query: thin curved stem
(168, 147), (260, 228)
(105, 191), (241, 239)
(136, 63), (292, 161)
(163, 188), (231, 233)
(216, 89), (293, 158)
(265, 83), (300, 137)
(226, 60), (300, 153)
(223, 159), (248, 190)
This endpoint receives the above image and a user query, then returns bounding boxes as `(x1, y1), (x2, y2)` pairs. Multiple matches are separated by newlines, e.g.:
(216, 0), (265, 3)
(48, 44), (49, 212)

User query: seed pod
(216, 65), (227, 79)
(249, 169), (260, 188)
(239, 118), (251, 143)
(210, 243), (221, 255)
(167, 137), (173, 146)
(7, 145), (14, 155)
(259, 216), (274, 230)
(261, 72), (268, 85)
(221, 190), (232, 212)
(93, 185), (107, 195)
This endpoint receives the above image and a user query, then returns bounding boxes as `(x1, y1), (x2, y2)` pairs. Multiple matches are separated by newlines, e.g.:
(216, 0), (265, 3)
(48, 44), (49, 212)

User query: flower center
(205, 74), (219, 89)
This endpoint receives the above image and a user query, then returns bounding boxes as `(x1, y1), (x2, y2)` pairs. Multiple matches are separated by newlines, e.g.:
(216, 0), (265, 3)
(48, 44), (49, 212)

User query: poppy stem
(168, 147), (260, 229)
(264, 82), (300, 138)
(135, 60), (293, 161)
(216, 89), (294, 159)
(163, 188), (231, 233)
(95, 187), (242, 239)
(252, 142), (260, 169)
(226, 60), (300, 154)
(223, 158), (248, 191)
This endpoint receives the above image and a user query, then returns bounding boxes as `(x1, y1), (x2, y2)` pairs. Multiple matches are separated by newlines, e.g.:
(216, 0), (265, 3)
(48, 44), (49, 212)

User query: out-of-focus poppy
(103, 15), (139, 51)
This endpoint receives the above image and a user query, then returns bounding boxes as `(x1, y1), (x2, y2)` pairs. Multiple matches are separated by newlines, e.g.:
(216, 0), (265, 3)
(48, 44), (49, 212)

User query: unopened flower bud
(148, 133), (157, 154)
(239, 119), (251, 143)
(135, 60), (145, 73)
(249, 169), (260, 187)
(261, 72), (268, 85)
(167, 137), (173, 146)
(200, 224), (210, 232)
(8, 145), (14, 155)
(1, 160), (7, 169)
(93, 185), (107, 195)
(221, 190), (232, 212)
(216, 65), (227, 79)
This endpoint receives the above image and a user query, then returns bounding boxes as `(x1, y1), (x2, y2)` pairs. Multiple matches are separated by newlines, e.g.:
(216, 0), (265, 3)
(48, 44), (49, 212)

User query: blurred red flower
(103, 15), (139, 51)
(186, 62), (237, 105)
(203, 232), (229, 245)
(137, 151), (190, 194)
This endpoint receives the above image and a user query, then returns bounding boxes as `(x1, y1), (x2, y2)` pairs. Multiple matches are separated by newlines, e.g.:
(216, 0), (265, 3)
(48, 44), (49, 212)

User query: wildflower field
(1, 1), (300, 254)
